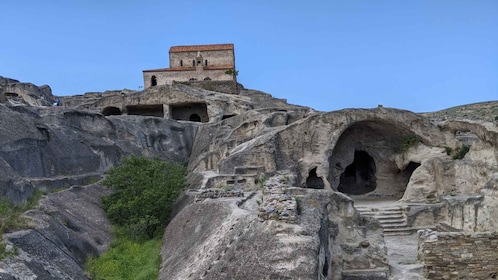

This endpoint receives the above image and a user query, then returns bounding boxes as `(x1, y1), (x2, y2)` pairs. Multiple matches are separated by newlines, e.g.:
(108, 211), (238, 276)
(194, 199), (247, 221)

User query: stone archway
(328, 120), (422, 200)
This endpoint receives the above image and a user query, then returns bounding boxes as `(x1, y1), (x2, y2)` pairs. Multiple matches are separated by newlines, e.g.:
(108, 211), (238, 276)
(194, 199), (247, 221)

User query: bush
(400, 135), (422, 152)
(452, 145), (470, 160)
(101, 156), (187, 240)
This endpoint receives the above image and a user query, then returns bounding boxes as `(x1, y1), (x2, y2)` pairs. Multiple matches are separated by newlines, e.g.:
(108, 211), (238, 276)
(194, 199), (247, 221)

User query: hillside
(422, 100), (498, 122)
(0, 76), (497, 279)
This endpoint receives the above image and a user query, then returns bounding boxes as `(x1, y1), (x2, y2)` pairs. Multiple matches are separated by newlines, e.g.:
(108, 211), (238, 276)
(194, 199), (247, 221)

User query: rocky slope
(0, 76), (496, 279)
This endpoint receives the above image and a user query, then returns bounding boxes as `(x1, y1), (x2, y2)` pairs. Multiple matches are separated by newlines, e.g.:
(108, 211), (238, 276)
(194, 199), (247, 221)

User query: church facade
(143, 44), (236, 89)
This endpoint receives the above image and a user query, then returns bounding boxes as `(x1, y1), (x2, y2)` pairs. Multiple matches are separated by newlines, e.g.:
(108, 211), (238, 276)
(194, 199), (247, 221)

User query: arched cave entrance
(306, 167), (324, 189)
(189, 114), (201, 122)
(338, 151), (376, 195)
(102, 106), (122, 116)
(328, 120), (422, 200)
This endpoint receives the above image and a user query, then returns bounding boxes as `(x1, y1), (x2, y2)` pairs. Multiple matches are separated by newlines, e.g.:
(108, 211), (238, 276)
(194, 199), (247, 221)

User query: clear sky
(1, 1), (497, 112)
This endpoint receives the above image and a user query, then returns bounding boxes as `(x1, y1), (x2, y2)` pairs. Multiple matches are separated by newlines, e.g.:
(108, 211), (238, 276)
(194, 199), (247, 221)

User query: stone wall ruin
(418, 230), (498, 279)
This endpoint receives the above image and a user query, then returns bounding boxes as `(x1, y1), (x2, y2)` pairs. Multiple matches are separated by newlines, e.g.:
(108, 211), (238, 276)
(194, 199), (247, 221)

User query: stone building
(142, 44), (236, 89)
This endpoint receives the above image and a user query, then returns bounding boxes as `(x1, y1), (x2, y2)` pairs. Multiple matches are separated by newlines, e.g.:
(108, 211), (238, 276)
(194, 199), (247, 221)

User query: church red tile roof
(169, 44), (234, 53)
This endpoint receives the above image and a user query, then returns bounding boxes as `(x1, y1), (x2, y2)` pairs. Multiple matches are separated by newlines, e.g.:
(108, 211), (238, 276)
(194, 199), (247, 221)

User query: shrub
(400, 135), (422, 152)
(452, 145), (470, 160)
(101, 156), (187, 240)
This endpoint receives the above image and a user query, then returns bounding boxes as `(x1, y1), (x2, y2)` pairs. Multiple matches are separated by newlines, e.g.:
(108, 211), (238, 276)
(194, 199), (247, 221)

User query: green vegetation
(87, 156), (187, 280)
(444, 146), (453, 155)
(0, 189), (44, 259)
(400, 135), (422, 152)
(86, 236), (162, 280)
(101, 156), (187, 240)
(452, 145), (470, 160)
(225, 69), (239, 77)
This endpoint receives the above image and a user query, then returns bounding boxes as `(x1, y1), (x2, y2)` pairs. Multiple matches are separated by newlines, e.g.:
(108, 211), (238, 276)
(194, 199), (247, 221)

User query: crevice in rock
(318, 213), (331, 279)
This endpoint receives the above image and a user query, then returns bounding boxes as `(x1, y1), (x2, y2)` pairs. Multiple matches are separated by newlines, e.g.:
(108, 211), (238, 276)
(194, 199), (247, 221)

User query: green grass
(85, 235), (162, 280)
(0, 189), (45, 259)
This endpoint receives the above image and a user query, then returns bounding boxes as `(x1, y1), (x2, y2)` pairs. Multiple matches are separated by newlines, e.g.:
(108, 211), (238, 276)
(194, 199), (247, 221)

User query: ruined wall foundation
(418, 229), (498, 279)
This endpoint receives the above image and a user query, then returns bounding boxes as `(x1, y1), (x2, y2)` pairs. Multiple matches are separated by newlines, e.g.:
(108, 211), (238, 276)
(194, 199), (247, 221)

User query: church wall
(169, 50), (234, 68)
(144, 69), (233, 89)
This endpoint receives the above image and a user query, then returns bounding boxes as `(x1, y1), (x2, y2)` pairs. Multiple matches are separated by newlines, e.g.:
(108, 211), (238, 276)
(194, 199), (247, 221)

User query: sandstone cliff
(0, 76), (496, 279)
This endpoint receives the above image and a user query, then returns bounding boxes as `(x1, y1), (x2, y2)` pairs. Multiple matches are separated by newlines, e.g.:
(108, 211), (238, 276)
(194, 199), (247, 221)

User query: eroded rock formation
(0, 76), (496, 279)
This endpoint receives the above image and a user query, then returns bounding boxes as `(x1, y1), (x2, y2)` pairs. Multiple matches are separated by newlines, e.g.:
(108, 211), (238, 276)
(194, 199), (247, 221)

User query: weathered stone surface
(418, 229), (498, 280)
(0, 75), (497, 279)
(0, 184), (112, 279)
(0, 76), (55, 106)
(161, 174), (388, 280)
(0, 103), (197, 203)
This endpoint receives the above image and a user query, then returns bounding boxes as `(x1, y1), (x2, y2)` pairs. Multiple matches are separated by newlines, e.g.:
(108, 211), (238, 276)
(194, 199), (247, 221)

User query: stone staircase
(355, 204), (413, 236)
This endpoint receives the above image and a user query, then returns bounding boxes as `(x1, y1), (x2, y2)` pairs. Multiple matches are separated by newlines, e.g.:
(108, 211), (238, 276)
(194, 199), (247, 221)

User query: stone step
(355, 205), (412, 236)
(384, 229), (413, 236)
(378, 218), (406, 224)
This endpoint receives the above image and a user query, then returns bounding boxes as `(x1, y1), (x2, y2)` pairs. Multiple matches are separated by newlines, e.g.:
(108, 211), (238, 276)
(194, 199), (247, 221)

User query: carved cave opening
(328, 120), (425, 199)
(338, 151), (377, 195)
(306, 167), (324, 189)
(102, 106), (122, 116)
(170, 102), (209, 123)
(126, 104), (164, 117)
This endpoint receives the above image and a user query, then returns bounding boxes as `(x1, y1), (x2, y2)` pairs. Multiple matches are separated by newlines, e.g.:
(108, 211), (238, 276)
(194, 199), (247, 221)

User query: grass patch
(0, 189), (45, 259)
(86, 235), (162, 280)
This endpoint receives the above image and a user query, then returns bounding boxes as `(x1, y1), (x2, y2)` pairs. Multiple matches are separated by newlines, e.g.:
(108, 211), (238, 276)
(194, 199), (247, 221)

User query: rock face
(0, 75), (497, 279)
(160, 175), (388, 280)
(0, 184), (112, 279)
(0, 76), (55, 106)
(0, 103), (197, 204)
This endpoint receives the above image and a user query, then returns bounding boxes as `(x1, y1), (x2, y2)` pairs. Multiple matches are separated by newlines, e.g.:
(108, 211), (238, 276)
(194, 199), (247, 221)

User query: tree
(101, 156), (187, 240)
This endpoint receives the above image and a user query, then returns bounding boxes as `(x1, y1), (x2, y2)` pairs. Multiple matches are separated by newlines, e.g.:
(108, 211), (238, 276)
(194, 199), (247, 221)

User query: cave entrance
(306, 167), (324, 189)
(102, 106), (122, 116)
(338, 151), (377, 195)
(126, 104), (164, 117)
(189, 114), (201, 122)
(170, 102), (209, 123)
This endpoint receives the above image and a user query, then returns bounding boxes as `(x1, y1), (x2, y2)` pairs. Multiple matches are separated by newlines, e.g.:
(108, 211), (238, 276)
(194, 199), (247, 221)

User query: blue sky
(1, 1), (497, 112)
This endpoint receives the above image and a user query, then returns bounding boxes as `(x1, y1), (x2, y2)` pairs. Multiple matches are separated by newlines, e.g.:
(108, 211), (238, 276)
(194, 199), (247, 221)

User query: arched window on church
(180, 60), (183, 67)
(192, 60), (195, 66)
(205, 60), (208, 66)
(151, 76), (157, 86)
